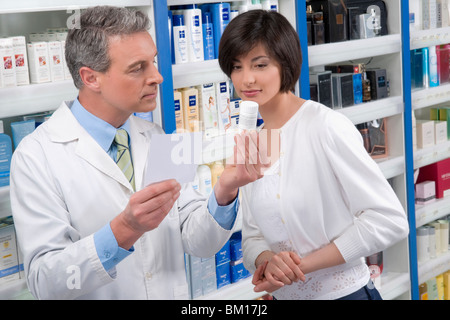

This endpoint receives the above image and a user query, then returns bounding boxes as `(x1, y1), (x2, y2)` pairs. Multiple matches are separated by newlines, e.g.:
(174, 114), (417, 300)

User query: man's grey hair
(65, 6), (150, 89)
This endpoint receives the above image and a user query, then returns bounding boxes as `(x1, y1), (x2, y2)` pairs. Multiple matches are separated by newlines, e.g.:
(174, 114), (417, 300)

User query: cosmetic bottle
(197, 164), (213, 196)
(202, 12), (215, 60)
(181, 87), (200, 132)
(0, 121), (13, 188)
(183, 5), (204, 62)
(429, 45), (439, 87)
(173, 90), (185, 133)
(417, 226), (430, 262)
(238, 101), (259, 132)
(210, 161), (224, 188)
(210, 3), (230, 58)
(172, 14), (188, 64)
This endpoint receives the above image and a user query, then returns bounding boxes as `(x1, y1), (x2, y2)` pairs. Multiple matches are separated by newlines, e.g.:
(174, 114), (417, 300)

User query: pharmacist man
(10, 6), (266, 299)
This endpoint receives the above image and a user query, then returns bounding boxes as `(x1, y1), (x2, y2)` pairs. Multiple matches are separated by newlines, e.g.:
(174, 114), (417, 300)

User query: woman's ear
(79, 66), (101, 92)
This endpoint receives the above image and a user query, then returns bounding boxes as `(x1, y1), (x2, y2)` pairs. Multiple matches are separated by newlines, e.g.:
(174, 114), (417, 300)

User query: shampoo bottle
(211, 2), (231, 58)
(202, 12), (215, 60)
(183, 5), (204, 62)
(172, 14), (188, 64)
(0, 121), (13, 187)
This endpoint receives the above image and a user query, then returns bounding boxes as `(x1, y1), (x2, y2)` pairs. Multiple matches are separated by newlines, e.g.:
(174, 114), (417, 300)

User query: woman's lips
(242, 90), (261, 98)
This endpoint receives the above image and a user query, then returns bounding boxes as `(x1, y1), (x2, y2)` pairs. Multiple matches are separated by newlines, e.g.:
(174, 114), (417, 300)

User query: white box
(0, 218), (19, 284)
(59, 41), (72, 80)
(216, 80), (232, 134)
(417, 120), (435, 148)
(27, 42), (51, 83)
(10, 36), (30, 86)
(434, 120), (447, 144)
(47, 41), (64, 82)
(197, 83), (219, 138)
(0, 38), (17, 88)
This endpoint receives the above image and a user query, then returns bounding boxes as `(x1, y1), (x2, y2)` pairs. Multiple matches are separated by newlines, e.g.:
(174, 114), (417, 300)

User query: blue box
(230, 232), (243, 261)
(230, 261), (250, 283)
(215, 240), (230, 265)
(215, 261), (231, 289)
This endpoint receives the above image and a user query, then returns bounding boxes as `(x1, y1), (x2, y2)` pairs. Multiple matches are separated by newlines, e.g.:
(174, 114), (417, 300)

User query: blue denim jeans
(336, 281), (382, 300)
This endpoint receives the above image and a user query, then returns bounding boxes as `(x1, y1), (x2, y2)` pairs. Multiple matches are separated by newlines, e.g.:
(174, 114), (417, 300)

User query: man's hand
(111, 179), (181, 249)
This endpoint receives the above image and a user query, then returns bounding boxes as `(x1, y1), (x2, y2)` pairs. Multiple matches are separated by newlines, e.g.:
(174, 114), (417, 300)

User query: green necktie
(114, 128), (135, 191)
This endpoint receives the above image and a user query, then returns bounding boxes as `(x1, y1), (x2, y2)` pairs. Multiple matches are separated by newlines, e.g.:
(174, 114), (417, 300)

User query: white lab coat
(10, 101), (235, 300)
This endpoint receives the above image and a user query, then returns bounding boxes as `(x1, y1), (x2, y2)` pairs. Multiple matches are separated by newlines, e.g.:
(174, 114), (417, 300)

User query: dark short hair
(218, 10), (302, 93)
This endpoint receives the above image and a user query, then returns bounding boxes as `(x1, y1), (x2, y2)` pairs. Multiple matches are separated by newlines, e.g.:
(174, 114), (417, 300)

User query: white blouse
(241, 100), (409, 300)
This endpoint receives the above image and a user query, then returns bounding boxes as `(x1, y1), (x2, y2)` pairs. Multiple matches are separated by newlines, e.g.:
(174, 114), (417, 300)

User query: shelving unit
(2, 0), (450, 301)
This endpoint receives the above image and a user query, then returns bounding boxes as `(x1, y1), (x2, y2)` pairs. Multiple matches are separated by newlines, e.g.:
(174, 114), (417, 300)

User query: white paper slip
(144, 132), (203, 185)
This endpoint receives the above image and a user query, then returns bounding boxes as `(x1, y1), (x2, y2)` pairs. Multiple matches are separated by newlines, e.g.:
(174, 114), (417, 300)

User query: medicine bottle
(238, 101), (259, 132)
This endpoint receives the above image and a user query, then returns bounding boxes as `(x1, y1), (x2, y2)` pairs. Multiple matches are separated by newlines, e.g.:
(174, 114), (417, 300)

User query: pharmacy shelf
(0, 81), (77, 119)
(197, 277), (263, 300)
(0, 0), (149, 14)
(0, 186), (11, 220)
(172, 60), (228, 89)
(418, 251), (450, 284)
(414, 139), (450, 169)
(416, 196), (450, 228)
(0, 278), (33, 300)
(412, 83), (450, 110)
(379, 272), (410, 300)
(308, 34), (401, 67)
(336, 96), (403, 125)
(410, 25), (450, 50)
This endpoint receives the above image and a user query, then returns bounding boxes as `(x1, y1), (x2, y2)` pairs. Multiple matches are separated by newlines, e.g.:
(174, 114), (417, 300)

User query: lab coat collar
(46, 101), (151, 191)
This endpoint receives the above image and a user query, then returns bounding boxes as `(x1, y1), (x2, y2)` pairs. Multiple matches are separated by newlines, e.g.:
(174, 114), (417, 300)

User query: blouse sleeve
(323, 114), (409, 263)
(241, 184), (271, 274)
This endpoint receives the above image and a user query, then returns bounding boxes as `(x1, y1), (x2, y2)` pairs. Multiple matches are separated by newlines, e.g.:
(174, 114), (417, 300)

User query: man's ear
(79, 66), (101, 92)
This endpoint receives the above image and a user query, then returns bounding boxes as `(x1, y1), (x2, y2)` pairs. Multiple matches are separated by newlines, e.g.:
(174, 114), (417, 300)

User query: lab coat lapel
(129, 117), (150, 191)
(48, 101), (133, 191)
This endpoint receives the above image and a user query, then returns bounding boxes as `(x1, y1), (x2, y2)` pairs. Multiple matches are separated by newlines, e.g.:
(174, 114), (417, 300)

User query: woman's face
(230, 43), (282, 107)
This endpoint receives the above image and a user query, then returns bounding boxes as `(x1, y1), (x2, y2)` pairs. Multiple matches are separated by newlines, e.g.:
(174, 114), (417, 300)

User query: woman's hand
(252, 251), (305, 293)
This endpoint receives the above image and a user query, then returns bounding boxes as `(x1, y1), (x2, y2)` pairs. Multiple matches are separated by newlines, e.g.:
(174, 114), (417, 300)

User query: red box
(417, 158), (450, 199)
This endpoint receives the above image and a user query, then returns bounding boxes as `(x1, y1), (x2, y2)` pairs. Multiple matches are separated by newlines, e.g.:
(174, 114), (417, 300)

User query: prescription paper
(144, 132), (202, 185)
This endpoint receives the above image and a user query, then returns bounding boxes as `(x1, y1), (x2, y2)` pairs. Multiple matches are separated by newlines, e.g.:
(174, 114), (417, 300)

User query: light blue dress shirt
(70, 98), (238, 271)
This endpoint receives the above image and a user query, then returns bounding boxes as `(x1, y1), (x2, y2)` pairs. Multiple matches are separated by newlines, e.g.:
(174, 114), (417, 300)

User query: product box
(230, 260), (250, 283)
(352, 72), (363, 104)
(229, 232), (243, 261)
(10, 36), (30, 86)
(197, 83), (219, 138)
(310, 0), (348, 43)
(47, 41), (64, 82)
(367, 118), (388, 159)
(27, 42), (51, 83)
(437, 107), (450, 139)
(215, 261), (231, 289)
(0, 38), (17, 88)
(216, 81), (232, 134)
(185, 254), (202, 299)
(59, 40), (72, 80)
(416, 120), (435, 149)
(415, 180), (436, 205)
(309, 71), (332, 108)
(417, 158), (450, 198)
(0, 217), (19, 284)
(434, 121), (447, 144)
(437, 44), (450, 84)
(215, 240), (230, 266)
(366, 68), (388, 100)
(331, 73), (354, 108)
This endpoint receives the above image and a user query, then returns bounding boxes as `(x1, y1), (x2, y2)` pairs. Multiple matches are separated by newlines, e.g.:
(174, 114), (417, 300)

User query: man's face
(97, 31), (163, 119)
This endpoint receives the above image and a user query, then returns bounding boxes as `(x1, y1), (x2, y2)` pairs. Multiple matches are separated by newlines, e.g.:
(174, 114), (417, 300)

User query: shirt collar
(70, 98), (131, 152)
